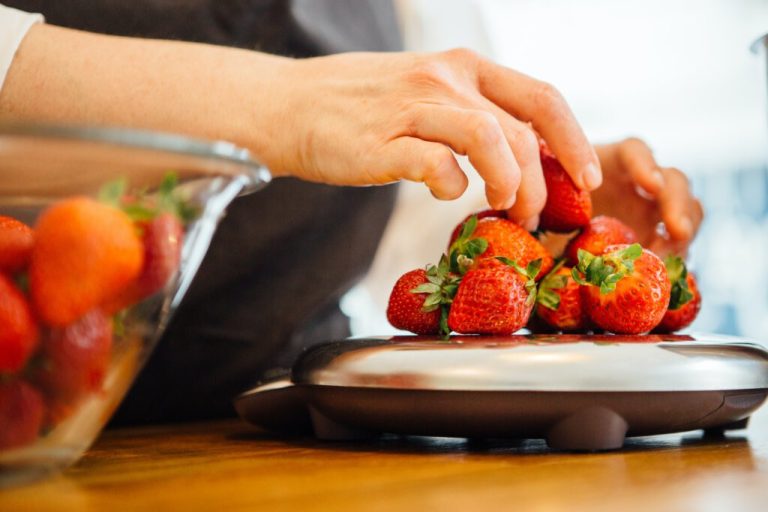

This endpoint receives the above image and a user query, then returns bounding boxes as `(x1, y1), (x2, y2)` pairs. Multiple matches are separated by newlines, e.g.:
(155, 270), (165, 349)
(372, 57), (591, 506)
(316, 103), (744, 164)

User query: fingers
(480, 102), (546, 225)
(374, 136), (469, 200)
(617, 138), (665, 196)
(406, 104), (521, 209)
(475, 57), (601, 192)
(502, 123), (546, 228)
(646, 232), (690, 260)
(657, 167), (703, 242)
(690, 196), (704, 239)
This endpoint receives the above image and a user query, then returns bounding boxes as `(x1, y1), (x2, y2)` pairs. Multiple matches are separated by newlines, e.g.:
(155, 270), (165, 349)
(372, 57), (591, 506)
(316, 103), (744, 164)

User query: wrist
(215, 51), (297, 177)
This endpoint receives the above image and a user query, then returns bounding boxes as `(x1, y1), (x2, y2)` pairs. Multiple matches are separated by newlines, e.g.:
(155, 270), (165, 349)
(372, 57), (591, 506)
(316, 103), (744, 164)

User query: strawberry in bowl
(0, 125), (269, 487)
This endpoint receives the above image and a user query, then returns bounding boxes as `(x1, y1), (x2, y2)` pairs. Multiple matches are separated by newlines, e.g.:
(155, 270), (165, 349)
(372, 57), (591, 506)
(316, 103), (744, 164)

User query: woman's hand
(3, 29), (600, 225)
(592, 138), (704, 256)
(261, 49), (601, 222)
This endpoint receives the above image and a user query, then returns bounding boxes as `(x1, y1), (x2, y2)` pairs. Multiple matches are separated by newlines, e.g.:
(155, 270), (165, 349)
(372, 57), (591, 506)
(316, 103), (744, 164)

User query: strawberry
(448, 259), (540, 335)
(536, 262), (590, 332)
(0, 380), (44, 450)
(34, 309), (113, 424)
(448, 211), (552, 272)
(389, 216), (486, 336)
(0, 273), (39, 373)
(448, 209), (506, 248)
(0, 215), (34, 273)
(654, 257), (701, 333)
(105, 212), (184, 313)
(564, 216), (638, 266)
(470, 218), (553, 279)
(574, 244), (671, 334)
(387, 253), (462, 335)
(29, 197), (144, 326)
(136, 212), (184, 295)
(387, 269), (442, 335)
(538, 141), (592, 233)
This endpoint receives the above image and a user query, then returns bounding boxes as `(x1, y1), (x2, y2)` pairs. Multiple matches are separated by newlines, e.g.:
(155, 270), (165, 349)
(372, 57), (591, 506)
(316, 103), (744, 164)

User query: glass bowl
(0, 123), (270, 487)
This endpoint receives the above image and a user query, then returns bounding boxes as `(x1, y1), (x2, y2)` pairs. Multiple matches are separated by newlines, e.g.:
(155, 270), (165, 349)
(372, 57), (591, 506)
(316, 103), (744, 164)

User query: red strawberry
(132, 212), (183, 296)
(0, 273), (39, 373)
(575, 244), (671, 334)
(0, 380), (44, 450)
(539, 141), (592, 232)
(105, 212), (184, 313)
(387, 269), (443, 335)
(654, 257), (701, 333)
(536, 264), (590, 332)
(448, 262), (539, 335)
(565, 216), (638, 266)
(34, 309), (113, 423)
(0, 215), (34, 273)
(470, 218), (553, 279)
(29, 197), (144, 326)
(448, 209), (506, 248)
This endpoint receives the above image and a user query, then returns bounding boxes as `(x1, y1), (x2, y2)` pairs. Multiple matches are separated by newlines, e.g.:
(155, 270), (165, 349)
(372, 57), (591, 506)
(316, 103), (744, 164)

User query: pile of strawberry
(387, 143), (701, 337)
(0, 175), (187, 451)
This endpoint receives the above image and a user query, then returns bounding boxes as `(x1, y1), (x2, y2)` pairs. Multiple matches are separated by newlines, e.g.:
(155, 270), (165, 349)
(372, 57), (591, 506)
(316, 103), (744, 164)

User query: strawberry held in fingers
(564, 216), (638, 266)
(538, 141), (592, 233)
(448, 259), (541, 335)
(574, 244), (670, 334)
(654, 256), (702, 333)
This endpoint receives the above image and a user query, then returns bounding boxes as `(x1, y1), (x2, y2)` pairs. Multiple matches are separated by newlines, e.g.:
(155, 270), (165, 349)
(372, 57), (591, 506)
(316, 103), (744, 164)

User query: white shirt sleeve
(0, 4), (43, 92)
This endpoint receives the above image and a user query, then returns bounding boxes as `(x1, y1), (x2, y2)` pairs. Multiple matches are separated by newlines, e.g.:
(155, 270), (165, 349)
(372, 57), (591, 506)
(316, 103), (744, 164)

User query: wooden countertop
(3, 407), (768, 512)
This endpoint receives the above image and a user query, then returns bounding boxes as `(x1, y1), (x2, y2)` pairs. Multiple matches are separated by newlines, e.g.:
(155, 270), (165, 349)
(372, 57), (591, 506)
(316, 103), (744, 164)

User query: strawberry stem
(572, 243), (642, 295)
(98, 178), (127, 206)
(665, 255), (694, 310)
(410, 254), (461, 336)
(97, 172), (199, 224)
(448, 215), (488, 275)
(496, 256), (542, 307)
(537, 259), (567, 311)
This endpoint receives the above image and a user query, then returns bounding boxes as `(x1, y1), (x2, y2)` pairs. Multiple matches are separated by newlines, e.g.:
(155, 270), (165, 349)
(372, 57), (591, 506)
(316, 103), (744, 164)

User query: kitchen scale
(235, 334), (768, 451)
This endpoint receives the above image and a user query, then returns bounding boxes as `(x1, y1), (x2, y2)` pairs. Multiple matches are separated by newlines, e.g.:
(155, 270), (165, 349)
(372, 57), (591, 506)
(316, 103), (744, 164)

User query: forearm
(0, 24), (290, 169)
(0, 23), (607, 219)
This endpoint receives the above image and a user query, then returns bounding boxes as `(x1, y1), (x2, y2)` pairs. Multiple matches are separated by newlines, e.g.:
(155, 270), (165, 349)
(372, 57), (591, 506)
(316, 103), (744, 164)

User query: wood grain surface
(3, 406), (768, 512)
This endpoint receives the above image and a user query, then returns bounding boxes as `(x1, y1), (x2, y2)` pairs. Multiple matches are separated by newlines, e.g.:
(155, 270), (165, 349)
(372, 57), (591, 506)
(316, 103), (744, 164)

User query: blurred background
(342, 0), (768, 339)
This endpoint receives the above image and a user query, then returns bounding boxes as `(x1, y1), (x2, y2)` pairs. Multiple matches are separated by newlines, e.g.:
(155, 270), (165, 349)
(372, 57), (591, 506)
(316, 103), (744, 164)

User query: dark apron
(4, 0), (401, 423)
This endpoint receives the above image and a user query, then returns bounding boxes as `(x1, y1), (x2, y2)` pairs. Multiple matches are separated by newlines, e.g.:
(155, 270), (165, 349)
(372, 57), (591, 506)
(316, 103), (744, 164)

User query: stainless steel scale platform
(235, 334), (768, 451)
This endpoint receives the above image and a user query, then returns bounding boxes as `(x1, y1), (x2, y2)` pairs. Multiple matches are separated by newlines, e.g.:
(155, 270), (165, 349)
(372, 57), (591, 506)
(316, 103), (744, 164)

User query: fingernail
(652, 170), (665, 190)
(522, 215), (540, 232)
(583, 163), (602, 190)
(498, 193), (516, 210)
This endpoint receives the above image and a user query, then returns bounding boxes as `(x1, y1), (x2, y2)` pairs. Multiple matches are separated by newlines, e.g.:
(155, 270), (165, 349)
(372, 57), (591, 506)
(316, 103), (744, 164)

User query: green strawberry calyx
(448, 215), (488, 275)
(98, 173), (198, 224)
(571, 243), (642, 295)
(536, 259), (568, 311)
(410, 254), (461, 336)
(665, 255), (694, 310)
(496, 256), (542, 308)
